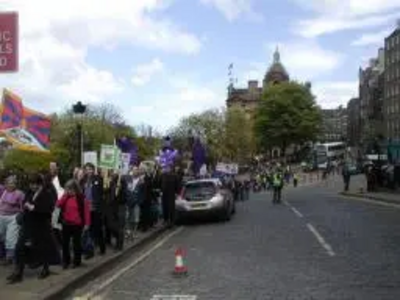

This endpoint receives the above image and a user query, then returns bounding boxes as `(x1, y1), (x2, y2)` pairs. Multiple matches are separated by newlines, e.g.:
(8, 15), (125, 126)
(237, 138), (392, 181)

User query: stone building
(359, 48), (385, 148)
(384, 25), (400, 140)
(347, 97), (361, 147)
(226, 48), (296, 159)
(226, 48), (289, 114)
(319, 106), (348, 142)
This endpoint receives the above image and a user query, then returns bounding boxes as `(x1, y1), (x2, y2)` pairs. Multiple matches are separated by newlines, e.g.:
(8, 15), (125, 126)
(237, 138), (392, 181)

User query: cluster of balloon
(156, 136), (179, 173)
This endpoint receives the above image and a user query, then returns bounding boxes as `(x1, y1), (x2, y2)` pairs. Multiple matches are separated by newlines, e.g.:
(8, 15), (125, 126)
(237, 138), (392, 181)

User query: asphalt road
(72, 184), (400, 300)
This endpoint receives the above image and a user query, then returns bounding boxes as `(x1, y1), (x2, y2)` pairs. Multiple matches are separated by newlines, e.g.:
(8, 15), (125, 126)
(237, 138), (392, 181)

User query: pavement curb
(42, 225), (169, 300)
(340, 192), (400, 206)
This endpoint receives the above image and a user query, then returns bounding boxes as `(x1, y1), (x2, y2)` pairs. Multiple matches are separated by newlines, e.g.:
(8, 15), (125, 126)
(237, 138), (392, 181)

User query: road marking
(306, 223), (336, 257)
(290, 206), (304, 218)
(75, 226), (184, 299)
(283, 201), (304, 218)
(340, 195), (400, 209)
(151, 295), (197, 300)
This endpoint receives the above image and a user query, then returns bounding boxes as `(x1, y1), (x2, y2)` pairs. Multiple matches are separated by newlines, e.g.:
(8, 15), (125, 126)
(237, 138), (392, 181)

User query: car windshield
(184, 181), (217, 200)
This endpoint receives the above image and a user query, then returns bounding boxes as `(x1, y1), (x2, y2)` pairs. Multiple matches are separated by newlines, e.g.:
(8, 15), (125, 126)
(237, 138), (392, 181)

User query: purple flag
(116, 137), (138, 165)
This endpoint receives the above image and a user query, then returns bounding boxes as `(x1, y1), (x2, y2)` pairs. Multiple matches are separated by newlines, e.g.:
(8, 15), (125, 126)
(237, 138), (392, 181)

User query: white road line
(75, 226), (184, 300)
(306, 223), (336, 257)
(290, 206), (304, 218)
(283, 201), (304, 218)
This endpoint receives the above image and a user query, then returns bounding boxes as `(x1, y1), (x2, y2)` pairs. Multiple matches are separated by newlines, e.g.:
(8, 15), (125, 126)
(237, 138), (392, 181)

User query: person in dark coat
(139, 166), (155, 232)
(7, 173), (59, 284)
(106, 173), (126, 251)
(160, 169), (179, 227)
(80, 163), (105, 258)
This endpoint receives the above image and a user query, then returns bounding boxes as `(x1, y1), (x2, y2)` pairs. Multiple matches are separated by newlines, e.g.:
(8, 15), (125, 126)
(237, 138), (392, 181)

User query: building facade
(347, 97), (361, 147)
(226, 48), (293, 159)
(384, 27), (400, 140)
(226, 48), (289, 113)
(319, 106), (348, 142)
(358, 48), (385, 148)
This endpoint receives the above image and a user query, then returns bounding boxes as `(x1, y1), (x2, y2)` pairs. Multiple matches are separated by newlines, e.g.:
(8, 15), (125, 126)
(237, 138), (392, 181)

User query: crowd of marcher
(0, 161), (183, 284)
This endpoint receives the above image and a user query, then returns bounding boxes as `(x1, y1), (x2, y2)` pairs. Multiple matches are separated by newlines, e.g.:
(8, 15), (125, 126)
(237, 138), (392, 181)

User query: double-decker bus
(314, 142), (346, 169)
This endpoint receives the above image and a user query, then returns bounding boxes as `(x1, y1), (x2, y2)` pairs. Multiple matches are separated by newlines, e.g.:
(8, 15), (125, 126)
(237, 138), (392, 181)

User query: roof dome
(264, 47), (289, 84)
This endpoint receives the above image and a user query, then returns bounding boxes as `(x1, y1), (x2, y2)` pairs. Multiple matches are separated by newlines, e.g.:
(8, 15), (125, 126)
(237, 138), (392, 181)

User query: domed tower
(263, 47), (289, 89)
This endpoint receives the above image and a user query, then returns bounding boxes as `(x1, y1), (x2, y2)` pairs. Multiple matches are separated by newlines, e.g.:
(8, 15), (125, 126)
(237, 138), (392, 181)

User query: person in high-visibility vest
(293, 173), (299, 188)
(272, 172), (284, 204)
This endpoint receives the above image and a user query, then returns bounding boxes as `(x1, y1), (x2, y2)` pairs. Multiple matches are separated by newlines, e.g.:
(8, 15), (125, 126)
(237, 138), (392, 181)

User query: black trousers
(89, 211), (106, 254)
(273, 187), (282, 203)
(61, 224), (83, 266)
(161, 196), (175, 223)
(139, 201), (152, 230)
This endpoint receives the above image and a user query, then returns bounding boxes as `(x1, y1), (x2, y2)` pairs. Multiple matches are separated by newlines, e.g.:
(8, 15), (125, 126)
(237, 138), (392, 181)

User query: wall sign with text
(0, 12), (18, 73)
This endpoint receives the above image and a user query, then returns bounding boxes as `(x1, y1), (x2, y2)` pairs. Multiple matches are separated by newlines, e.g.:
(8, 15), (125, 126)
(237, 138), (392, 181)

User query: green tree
(224, 107), (255, 163)
(3, 149), (55, 172)
(169, 109), (226, 164)
(254, 82), (322, 156)
(49, 102), (135, 171)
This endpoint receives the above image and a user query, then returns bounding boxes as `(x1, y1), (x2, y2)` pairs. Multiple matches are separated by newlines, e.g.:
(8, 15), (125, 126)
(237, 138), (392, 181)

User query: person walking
(272, 171), (284, 204)
(293, 173), (299, 188)
(0, 176), (24, 265)
(57, 180), (90, 269)
(122, 166), (145, 239)
(7, 173), (59, 284)
(160, 168), (179, 228)
(80, 163), (105, 259)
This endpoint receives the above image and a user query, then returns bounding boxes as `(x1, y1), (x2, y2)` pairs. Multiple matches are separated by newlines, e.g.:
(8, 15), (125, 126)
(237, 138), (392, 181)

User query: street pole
(72, 101), (87, 168)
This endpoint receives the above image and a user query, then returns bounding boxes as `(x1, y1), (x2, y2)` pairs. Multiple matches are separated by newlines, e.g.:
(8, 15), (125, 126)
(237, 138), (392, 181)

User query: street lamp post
(72, 101), (87, 167)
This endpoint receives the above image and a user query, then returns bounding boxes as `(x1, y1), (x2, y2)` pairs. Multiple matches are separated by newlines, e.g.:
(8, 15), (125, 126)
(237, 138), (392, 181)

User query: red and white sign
(0, 12), (18, 73)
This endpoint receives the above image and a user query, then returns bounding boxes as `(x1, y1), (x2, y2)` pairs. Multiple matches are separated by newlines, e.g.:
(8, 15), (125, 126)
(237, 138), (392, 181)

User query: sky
(0, 0), (399, 133)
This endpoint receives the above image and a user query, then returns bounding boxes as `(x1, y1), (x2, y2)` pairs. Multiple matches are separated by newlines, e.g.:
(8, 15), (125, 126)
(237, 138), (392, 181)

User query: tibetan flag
(23, 108), (51, 149)
(0, 89), (23, 129)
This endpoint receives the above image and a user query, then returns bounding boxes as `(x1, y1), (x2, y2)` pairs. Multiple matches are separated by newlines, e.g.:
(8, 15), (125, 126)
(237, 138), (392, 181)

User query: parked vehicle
(175, 178), (235, 223)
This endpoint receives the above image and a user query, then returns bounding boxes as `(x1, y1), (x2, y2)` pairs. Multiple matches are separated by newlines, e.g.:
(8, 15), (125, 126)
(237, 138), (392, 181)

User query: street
(72, 184), (400, 300)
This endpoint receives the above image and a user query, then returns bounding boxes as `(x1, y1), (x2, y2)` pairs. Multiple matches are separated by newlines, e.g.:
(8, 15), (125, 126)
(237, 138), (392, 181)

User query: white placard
(120, 153), (131, 175)
(216, 162), (238, 175)
(83, 151), (98, 168)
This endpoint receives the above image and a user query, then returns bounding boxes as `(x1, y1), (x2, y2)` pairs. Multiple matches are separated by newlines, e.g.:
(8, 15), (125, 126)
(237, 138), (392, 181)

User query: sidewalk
(335, 174), (400, 205)
(0, 224), (167, 300)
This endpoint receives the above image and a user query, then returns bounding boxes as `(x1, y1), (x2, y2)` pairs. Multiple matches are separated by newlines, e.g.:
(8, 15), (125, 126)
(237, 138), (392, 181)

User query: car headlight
(176, 198), (189, 209)
(209, 194), (224, 207)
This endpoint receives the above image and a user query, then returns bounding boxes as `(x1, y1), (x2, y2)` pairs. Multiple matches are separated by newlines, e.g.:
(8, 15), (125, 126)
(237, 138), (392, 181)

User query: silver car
(176, 178), (235, 222)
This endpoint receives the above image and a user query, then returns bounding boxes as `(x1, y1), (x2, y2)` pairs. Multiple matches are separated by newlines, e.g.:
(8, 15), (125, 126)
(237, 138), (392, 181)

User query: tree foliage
(224, 107), (255, 162)
(3, 149), (55, 172)
(168, 108), (256, 165)
(169, 109), (226, 164)
(254, 82), (322, 155)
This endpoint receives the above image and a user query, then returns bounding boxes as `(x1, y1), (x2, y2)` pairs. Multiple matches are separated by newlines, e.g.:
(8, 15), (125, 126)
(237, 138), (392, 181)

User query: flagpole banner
(99, 145), (118, 170)
(0, 89), (51, 152)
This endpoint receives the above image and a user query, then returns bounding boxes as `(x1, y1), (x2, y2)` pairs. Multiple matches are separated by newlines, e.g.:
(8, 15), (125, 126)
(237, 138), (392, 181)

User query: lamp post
(72, 101), (87, 167)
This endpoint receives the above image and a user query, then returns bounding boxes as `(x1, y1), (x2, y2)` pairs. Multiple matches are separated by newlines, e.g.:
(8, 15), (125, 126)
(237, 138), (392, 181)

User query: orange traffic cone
(173, 248), (188, 276)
